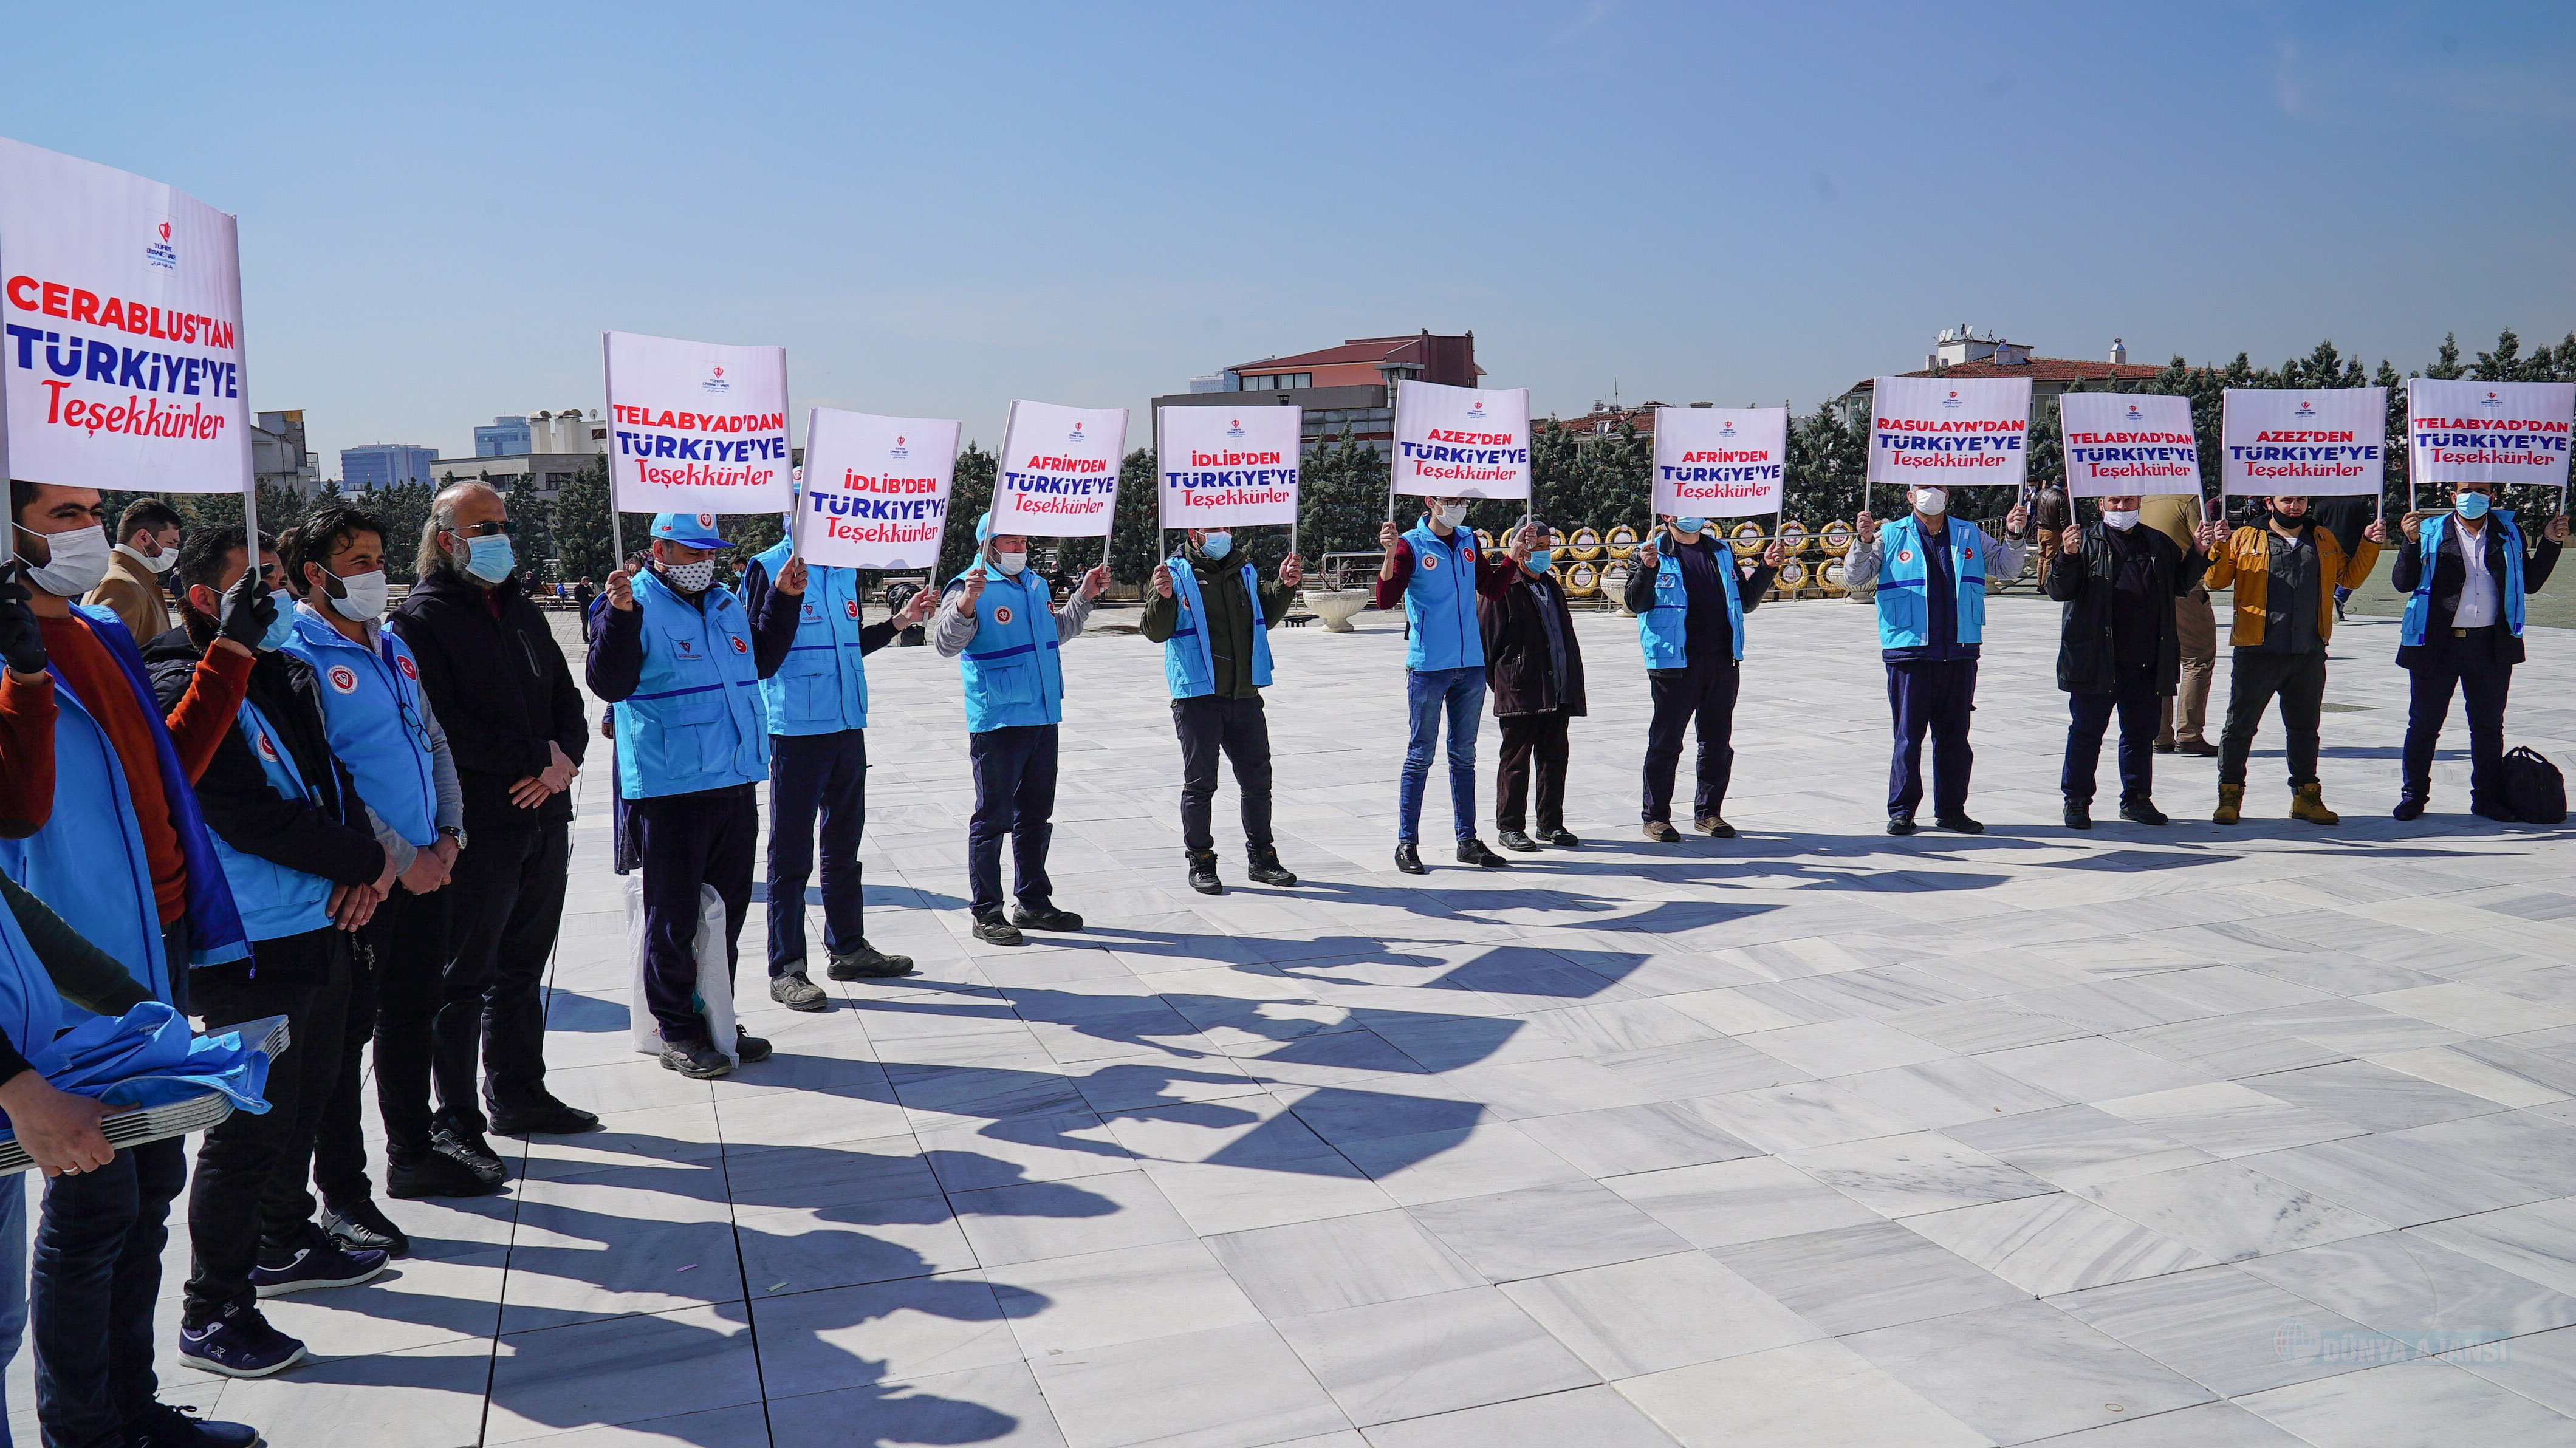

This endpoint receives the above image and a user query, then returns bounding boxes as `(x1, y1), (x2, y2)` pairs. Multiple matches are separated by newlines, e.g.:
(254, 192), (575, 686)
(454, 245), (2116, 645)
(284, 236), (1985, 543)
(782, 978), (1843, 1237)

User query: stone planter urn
(1308, 588), (1371, 633)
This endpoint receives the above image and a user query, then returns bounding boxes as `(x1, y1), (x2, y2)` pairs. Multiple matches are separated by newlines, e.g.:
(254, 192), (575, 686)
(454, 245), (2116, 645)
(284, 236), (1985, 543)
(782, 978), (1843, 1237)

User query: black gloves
(0, 564), (45, 676)
(216, 567), (278, 651)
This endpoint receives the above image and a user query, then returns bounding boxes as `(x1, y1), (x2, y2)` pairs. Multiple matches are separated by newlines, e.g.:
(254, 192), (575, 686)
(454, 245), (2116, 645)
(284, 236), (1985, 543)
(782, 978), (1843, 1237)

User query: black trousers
(365, 880), (454, 1164)
(767, 730), (869, 976)
(33, 1136), (184, 1447)
(1642, 660), (1739, 822)
(1173, 696), (1273, 856)
(1886, 658), (1978, 818)
(2403, 629), (2513, 808)
(2219, 651), (2328, 788)
(314, 915), (382, 1208)
(183, 929), (351, 1322)
(2061, 662), (2162, 807)
(967, 723), (1059, 915)
(442, 819), (570, 1126)
(635, 784), (759, 1047)
(1498, 711), (1571, 833)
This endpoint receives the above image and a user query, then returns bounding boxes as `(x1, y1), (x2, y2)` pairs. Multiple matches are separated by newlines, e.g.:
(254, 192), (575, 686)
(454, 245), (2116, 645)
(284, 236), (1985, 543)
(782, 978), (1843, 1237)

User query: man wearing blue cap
(739, 505), (937, 1010)
(587, 513), (805, 1078)
(931, 516), (1109, 946)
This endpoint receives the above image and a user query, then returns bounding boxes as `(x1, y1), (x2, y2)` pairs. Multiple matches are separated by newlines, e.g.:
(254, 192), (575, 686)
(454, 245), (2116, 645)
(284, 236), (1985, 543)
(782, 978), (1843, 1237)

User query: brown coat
(84, 547), (173, 644)
(2202, 521), (2379, 648)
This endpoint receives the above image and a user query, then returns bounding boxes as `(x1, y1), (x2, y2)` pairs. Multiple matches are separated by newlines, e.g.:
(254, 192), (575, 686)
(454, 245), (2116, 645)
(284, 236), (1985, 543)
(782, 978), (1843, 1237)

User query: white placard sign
(990, 400), (1127, 537)
(2405, 379), (2574, 492)
(601, 330), (790, 514)
(1157, 406), (1301, 528)
(794, 408), (959, 571)
(0, 137), (250, 494)
(2058, 394), (2202, 498)
(1651, 406), (1786, 517)
(1391, 380), (1530, 499)
(2220, 388), (2385, 496)
(1866, 375), (2032, 490)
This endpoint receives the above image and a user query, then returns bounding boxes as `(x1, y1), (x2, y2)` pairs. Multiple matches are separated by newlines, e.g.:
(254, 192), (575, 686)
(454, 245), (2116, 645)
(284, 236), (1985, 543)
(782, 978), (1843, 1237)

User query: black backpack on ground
(2501, 747), (2567, 824)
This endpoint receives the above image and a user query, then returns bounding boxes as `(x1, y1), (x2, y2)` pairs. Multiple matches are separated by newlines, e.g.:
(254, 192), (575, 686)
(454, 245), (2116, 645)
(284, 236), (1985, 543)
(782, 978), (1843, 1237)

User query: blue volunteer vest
(0, 898), (64, 1083)
(0, 609), (249, 1019)
(1637, 545), (1744, 668)
(950, 562), (1063, 733)
(281, 609), (439, 847)
(1401, 522), (1484, 672)
(611, 570), (771, 799)
(2401, 511), (2526, 647)
(210, 697), (337, 942)
(1873, 515), (1989, 650)
(1163, 555), (1274, 700)
(747, 541), (868, 736)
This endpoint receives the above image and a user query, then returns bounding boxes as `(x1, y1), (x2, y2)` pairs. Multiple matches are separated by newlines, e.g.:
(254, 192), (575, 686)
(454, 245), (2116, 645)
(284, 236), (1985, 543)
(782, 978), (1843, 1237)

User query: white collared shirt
(2453, 520), (2500, 628)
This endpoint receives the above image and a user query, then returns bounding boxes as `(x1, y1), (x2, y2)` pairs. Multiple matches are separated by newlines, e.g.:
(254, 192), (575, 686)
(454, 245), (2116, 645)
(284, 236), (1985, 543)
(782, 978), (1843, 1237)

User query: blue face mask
(257, 590), (297, 653)
(2456, 492), (2492, 521)
(1200, 532), (1233, 560)
(1674, 517), (1707, 537)
(1529, 549), (1552, 573)
(459, 533), (516, 584)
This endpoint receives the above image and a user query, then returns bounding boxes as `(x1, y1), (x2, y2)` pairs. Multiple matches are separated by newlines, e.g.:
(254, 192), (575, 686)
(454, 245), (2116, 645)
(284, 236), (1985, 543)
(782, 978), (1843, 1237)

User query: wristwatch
(440, 825), (468, 851)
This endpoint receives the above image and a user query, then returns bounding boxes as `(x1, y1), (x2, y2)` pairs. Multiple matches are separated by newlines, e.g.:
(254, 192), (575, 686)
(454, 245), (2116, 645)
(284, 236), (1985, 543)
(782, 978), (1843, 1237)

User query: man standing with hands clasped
(2391, 480), (2565, 820)
(1623, 514), (1784, 842)
(1844, 485), (2029, 834)
(2045, 495), (2226, 830)
(1377, 499), (1515, 873)
(1140, 527), (1302, 896)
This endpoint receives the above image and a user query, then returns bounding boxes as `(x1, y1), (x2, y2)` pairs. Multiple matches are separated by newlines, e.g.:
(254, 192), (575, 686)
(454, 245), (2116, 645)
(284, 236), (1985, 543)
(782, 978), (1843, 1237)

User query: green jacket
(1139, 547), (1294, 700)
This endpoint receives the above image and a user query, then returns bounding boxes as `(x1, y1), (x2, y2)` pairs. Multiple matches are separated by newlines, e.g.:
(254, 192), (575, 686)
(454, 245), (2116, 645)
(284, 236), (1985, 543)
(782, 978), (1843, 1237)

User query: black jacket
(1478, 556), (1588, 717)
(389, 569), (589, 835)
(2391, 516), (2562, 669)
(2046, 523), (2208, 695)
(143, 628), (386, 933)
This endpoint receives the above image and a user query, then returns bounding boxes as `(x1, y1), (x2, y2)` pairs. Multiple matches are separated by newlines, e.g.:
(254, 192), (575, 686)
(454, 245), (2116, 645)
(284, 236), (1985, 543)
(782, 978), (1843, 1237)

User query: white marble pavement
(41, 590), (2576, 1448)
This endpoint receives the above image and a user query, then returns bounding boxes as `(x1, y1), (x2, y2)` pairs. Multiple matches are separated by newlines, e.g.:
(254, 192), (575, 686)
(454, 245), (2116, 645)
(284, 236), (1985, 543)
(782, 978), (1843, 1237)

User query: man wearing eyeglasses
(385, 483), (599, 1164)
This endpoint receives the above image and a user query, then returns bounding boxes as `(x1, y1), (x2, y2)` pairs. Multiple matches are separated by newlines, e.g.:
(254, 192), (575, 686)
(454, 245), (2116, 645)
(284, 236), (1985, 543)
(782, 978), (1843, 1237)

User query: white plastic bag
(625, 877), (739, 1066)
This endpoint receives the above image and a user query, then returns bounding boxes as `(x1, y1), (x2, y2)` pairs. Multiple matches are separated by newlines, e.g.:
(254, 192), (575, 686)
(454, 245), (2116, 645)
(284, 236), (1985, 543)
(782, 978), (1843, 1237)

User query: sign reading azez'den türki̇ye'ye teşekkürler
(1865, 375), (2033, 493)
(988, 400), (1129, 538)
(601, 330), (792, 515)
(1157, 406), (1301, 529)
(1650, 406), (1786, 518)
(1391, 379), (1530, 500)
(0, 135), (252, 497)
(2220, 387), (2386, 496)
(792, 408), (961, 572)
(2057, 392), (2201, 499)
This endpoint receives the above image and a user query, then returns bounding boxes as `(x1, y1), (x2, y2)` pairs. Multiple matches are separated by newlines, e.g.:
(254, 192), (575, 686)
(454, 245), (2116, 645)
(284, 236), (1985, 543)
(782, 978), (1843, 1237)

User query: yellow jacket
(84, 547), (174, 644)
(2203, 521), (2379, 647)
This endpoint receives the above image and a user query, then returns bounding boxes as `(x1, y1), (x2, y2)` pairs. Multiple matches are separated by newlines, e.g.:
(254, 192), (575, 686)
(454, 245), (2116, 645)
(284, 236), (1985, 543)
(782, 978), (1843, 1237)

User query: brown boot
(2290, 783), (2340, 825)
(2213, 784), (2244, 825)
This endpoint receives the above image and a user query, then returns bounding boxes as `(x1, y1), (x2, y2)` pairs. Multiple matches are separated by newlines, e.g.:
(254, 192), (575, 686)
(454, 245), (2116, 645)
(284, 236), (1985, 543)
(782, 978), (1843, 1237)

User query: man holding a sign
(2390, 481), (2566, 819)
(2044, 495), (2225, 828)
(1141, 530), (1303, 895)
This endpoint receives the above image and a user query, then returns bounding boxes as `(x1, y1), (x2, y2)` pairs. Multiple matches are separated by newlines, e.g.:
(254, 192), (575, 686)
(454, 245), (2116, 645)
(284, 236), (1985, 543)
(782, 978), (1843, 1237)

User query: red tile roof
(1233, 335), (1445, 374)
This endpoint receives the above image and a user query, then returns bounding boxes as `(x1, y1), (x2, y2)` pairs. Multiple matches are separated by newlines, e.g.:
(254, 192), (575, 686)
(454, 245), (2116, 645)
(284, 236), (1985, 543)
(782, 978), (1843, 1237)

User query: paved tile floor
(24, 590), (2576, 1447)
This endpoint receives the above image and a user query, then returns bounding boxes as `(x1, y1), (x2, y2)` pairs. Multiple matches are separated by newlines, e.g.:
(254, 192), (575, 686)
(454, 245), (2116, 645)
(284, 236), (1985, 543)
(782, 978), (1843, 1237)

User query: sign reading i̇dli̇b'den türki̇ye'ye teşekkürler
(1157, 405), (1301, 530)
(601, 329), (792, 516)
(792, 408), (961, 571)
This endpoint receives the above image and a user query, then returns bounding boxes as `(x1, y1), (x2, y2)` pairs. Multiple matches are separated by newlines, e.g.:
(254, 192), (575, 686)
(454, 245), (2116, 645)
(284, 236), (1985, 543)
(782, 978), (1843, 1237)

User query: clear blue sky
(5, 2), (2569, 475)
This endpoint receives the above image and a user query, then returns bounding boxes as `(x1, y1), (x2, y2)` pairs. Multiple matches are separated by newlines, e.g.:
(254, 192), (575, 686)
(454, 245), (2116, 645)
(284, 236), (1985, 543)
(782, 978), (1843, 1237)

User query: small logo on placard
(145, 220), (178, 271)
(2482, 391), (2504, 409)
(2125, 403), (2145, 421)
(1719, 419), (1738, 437)
(704, 366), (730, 394)
(326, 665), (358, 694)
(1465, 398), (1488, 420)
(1069, 420), (1088, 443)
(889, 434), (909, 459)
(2294, 398), (2316, 418)
(1943, 390), (1962, 408)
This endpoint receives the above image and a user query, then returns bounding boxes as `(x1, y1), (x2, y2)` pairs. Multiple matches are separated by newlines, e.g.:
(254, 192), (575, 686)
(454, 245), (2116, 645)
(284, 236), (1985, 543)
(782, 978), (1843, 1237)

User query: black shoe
(1537, 827), (1581, 847)
(1496, 830), (1540, 852)
(2063, 803), (2093, 830)
(971, 913), (1024, 946)
(2152, 740), (2176, 755)
(251, 1221), (388, 1298)
(1886, 814), (1917, 836)
(2177, 739), (2219, 758)
(736, 1026), (771, 1064)
(659, 1039), (733, 1079)
(177, 1303), (306, 1380)
(1456, 838), (1511, 867)
(1244, 848), (1298, 887)
(1011, 903), (1084, 932)
(128, 1401), (262, 1447)
(488, 1096), (601, 1137)
(431, 1125), (507, 1186)
(2118, 800), (2170, 826)
(1187, 852), (1225, 895)
(1695, 816), (1735, 839)
(2393, 794), (2428, 821)
(1934, 814), (1984, 834)
(321, 1200), (408, 1257)
(1394, 843), (1428, 875)
(769, 971), (828, 1011)
(1642, 820), (1681, 843)
(386, 1151), (503, 1200)
(828, 942), (917, 979)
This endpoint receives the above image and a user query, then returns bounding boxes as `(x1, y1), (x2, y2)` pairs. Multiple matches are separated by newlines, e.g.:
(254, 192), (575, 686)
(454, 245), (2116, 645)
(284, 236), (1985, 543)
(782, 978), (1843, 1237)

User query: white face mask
(2104, 510), (2140, 531)
(323, 568), (389, 621)
(19, 524), (113, 598)
(993, 550), (1029, 577)
(1911, 487), (1949, 517)
(659, 559), (716, 595)
(116, 541), (177, 575)
(1436, 504), (1471, 530)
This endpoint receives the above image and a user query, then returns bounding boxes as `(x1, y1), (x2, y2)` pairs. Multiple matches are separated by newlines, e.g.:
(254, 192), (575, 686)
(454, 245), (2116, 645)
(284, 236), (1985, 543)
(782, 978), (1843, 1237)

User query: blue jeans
(1400, 667), (1485, 844)
(35, 1135), (186, 1448)
(0, 1175), (24, 1438)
